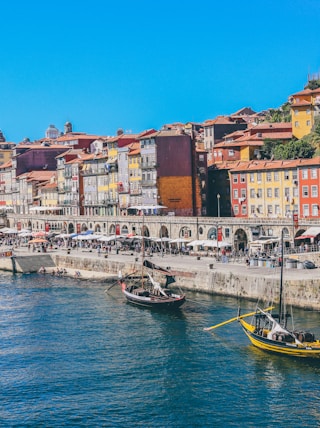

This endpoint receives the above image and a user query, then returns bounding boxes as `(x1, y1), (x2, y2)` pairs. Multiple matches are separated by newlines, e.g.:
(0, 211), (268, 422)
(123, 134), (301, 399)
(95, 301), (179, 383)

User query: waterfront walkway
(10, 244), (320, 282)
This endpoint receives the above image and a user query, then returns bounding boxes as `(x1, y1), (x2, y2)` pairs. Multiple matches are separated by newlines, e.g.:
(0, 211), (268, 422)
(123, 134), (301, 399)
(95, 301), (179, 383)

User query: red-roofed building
(213, 122), (292, 163)
(290, 87), (320, 138)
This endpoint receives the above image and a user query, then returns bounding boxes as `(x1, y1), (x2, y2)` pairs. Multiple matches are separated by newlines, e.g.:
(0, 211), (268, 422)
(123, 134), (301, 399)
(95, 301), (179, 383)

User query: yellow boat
(205, 230), (320, 358)
(239, 308), (320, 358)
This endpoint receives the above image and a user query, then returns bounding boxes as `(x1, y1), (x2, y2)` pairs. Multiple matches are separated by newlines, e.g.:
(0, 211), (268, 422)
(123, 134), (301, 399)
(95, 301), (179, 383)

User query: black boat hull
(123, 289), (186, 309)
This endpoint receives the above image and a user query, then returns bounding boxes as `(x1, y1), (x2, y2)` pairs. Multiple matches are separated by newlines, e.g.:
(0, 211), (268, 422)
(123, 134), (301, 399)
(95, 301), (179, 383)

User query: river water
(1, 272), (320, 427)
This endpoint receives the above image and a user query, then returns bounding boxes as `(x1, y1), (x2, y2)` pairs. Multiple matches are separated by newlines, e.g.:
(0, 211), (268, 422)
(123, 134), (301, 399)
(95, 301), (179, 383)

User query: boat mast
(141, 209), (145, 287)
(279, 229), (284, 325)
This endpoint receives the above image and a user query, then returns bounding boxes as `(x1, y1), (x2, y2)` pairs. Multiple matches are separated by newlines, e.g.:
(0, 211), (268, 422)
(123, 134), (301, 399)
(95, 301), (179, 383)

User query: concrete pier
(3, 246), (320, 310)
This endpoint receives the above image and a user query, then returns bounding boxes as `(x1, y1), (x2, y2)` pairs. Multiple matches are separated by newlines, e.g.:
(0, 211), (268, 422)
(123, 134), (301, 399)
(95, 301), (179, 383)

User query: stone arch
(159, 225), (169, 238)
(141, 225), (150, 237)
(294, 228), (306, 240)
(234, 228), (248, 251)
(68, 223), (75, 234)
(207, 226), (218, 240)
(283, 227), (290, 238)
(121, 224), (129, 235)
(81, 223), (88, 232)
(109, 224), (115, 235)
(280, 227), (292, 248)
(95, 224), (101, 232)
(179, 226), (191, 239)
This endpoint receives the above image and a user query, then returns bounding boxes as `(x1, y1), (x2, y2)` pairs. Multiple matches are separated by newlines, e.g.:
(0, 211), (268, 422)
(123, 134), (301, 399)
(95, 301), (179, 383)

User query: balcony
(141, 180), (156, 187)
(141, 162), (157, 170)
(130, 188), (142, 196)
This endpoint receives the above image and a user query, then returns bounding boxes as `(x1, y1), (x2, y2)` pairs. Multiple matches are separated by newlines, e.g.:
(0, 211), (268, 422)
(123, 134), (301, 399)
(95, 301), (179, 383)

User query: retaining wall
(52, 254), (320, 311)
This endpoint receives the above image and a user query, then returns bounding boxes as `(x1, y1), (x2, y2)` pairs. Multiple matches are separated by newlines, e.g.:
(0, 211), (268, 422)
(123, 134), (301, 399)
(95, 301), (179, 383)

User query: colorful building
(290, 87), (320, 139)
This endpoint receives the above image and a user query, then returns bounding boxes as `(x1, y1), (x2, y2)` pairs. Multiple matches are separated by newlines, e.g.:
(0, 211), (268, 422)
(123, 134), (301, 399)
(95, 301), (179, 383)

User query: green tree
(304, 79), (320, 90)
(273, 139), (315, 160)
(260, 139), (283, 159)
(265, 102), (291, 123)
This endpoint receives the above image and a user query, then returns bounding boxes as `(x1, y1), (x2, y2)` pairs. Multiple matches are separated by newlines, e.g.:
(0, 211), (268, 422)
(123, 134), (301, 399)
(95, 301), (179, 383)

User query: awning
(29, 206), (62, 212)
(296, 227), (320, 239)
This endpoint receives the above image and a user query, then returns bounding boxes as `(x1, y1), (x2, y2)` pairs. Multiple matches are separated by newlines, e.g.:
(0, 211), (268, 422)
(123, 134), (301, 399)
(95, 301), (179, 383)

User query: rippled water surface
(1, 272), (320, 427)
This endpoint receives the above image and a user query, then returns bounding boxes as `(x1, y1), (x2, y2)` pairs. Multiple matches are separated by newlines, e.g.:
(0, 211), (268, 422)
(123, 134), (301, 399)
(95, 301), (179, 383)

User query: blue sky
(1, 0), (320, 142)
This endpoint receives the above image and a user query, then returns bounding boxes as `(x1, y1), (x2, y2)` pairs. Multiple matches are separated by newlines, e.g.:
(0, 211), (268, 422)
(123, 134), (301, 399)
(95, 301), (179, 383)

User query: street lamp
(217, 193), (220, 218)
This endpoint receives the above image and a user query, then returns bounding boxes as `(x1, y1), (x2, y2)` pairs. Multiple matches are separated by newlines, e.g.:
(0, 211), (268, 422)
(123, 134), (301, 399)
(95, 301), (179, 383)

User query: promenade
(10, 243), (320, 283)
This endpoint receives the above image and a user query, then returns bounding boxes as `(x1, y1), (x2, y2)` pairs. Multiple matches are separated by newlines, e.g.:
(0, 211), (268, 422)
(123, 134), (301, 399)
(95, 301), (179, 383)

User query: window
(303, 204), (309, 217)
(267, 188), (272, 197)
(267, 205), (273, 215)
(312, 204), (319, 216)
(257, 189), (262, 198)
(250, 173), (255, 183)
(274, 171), (279, 181)
(311, 168), (318, 179)
(225, 228), (230, 238)
(306, 109), (311, 114)
(311, 185), (318, 197)
(257, 205), (263, 215)
(302, 186), (309, 197)
(284, 171), (290, 180)
(307, 120), (311, 126)
(241, 189), (246, 198)
(234, 205), (239, 215)
(241, 205), (247, 215)
(295, 121), (299, 127)
(257, 172), (262, 183)
(266, 172), (272, 182)
(275, 205), (280, 215)
(274, 188), (279, 198)
(294, 110), (298, 115)
(250, 188), (255, 198)
(233, 175), (238, 183)
(302, 168), (308, 179)
(228, 149), (235, 156)
(240, 174), (245, 183)
(251, 205), (255, 214)
(234, 189), (239, 199)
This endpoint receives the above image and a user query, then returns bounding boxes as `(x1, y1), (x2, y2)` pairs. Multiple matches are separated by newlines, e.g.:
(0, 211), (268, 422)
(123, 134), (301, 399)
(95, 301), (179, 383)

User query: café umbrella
(28, 238), (49, 244)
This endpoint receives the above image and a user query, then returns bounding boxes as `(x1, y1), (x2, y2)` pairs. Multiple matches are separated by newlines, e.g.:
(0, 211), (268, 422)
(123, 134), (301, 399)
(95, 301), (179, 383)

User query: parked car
(303, 260), (316, 269)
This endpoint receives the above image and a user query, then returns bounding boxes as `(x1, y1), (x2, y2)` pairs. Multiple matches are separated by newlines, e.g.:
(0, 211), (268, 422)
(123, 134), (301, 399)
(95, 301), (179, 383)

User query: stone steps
(14, 254), (56, 273)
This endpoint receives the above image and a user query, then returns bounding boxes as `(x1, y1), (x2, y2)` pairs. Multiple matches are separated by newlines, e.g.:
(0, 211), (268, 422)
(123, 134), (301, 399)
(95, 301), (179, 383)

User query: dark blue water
(1, 273), (320, 427)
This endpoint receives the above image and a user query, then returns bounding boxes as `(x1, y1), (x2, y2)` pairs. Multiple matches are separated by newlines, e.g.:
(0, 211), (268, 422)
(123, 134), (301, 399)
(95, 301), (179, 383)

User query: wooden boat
(120, 205), (185, 309)
(120, 259), (186, 309)
(205, 230), (320, 358)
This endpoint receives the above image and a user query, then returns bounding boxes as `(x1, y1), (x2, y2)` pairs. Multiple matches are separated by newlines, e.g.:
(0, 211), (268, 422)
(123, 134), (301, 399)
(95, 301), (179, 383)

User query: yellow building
(290, 87), (320, 139)
(230, 160), (299, 219)
(128, 143), (141, 207)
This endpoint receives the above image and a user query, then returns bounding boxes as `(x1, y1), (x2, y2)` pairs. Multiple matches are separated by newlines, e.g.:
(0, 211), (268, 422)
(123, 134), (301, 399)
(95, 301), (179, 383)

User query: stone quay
(2, 245), (320, 311)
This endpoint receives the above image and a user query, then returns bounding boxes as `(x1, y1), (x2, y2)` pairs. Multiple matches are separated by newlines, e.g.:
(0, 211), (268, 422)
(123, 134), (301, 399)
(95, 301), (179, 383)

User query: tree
(304, 79), (320, 90)
(260, 139), (283, 159)
(265, 102), (291, 123)
(273, 139), (315, 160)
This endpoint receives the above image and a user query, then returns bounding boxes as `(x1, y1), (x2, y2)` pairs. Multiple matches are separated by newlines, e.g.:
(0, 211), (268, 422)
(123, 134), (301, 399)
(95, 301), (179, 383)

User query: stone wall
(52, 254), (320, 311)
